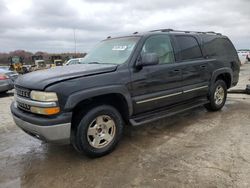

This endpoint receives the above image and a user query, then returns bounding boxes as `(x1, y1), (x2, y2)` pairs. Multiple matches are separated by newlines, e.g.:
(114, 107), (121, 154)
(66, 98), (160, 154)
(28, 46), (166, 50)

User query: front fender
(64, 85), (133, 116)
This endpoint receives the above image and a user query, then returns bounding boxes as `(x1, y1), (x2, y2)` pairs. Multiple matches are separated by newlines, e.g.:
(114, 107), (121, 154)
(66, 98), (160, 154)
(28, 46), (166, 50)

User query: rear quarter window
(202, 36), (238, 59)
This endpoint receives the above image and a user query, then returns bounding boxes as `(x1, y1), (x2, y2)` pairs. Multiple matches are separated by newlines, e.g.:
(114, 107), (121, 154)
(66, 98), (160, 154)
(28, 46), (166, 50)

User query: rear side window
(175, 36), (203, 61)
(203, 36), (238, 58)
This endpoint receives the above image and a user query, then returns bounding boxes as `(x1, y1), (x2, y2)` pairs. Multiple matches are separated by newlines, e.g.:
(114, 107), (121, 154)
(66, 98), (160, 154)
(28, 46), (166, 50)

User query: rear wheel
(74, 105), (124, 157)
(205, 80), (227, 111)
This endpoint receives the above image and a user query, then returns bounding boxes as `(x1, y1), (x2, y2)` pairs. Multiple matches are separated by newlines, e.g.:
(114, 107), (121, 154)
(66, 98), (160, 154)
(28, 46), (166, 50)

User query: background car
(65, 58), (85, 66)
(0, 68), (18, 93)
(0, 66), (10, 71)
(247, 54), (250, 62)
(237, 50), (250, 65)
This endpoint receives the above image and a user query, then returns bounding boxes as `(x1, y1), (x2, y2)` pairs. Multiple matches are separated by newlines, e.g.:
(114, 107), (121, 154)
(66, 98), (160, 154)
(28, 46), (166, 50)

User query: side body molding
(64, 85), (133, 116)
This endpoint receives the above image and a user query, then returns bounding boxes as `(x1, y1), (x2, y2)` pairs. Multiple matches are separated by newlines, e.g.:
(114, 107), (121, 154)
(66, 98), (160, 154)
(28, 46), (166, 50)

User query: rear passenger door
(172, 35), (210, 100)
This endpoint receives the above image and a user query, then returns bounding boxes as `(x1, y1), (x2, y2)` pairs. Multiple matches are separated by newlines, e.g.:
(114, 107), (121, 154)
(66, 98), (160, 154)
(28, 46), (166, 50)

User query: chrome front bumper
(13, 115), (71, 144)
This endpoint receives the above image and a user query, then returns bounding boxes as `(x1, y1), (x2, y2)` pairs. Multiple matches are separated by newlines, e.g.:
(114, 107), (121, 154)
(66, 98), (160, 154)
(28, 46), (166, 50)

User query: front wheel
(74, 105), (124, 157)
(205, 80), (227, 111)
(0, 91), (7, 94)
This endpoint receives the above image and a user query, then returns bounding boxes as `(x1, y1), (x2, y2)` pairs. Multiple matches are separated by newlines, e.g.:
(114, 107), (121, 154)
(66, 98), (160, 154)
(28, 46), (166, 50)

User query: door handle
(200, 65), (206, 69)
(173, 69), (180, 72)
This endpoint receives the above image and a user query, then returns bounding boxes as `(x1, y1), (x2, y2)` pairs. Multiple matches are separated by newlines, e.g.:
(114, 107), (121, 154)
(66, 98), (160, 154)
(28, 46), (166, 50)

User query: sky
(0, 0), (250, 53)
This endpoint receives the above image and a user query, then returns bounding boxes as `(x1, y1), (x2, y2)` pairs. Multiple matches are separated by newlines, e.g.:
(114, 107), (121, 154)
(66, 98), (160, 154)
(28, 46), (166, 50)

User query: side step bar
(129, 99), (209, 126)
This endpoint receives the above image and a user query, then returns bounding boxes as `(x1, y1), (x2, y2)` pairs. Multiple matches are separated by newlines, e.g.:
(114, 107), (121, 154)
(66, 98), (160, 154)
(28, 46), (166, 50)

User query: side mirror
(137, 53), (159, 67)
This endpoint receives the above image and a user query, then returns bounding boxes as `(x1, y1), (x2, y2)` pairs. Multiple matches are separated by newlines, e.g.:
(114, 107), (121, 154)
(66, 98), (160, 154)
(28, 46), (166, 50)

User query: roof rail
(150, 28), (174, 32)
(206, 31), (216, 34)
(150, 29), (222, 35)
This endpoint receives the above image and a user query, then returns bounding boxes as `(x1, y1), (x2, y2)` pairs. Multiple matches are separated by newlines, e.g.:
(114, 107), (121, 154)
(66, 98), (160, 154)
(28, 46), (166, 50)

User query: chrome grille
(17, 102), (31, 112)
(15, 86), (31, 112)
(15, 86), (31, 98)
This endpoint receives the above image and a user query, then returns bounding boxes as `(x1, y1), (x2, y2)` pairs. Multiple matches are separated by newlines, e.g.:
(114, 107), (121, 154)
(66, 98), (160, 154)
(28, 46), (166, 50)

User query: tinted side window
(175, 36), (202, 61)
(203, 36), (238, 58)
(141, 35), (175, 64)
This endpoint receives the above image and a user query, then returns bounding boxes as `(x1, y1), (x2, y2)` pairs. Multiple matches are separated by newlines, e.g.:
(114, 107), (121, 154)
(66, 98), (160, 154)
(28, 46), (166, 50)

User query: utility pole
(74, 29), (77, 56)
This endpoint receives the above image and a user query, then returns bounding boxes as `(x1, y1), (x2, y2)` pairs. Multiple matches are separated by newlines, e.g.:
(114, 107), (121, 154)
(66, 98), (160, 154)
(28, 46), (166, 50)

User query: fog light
(30, 106), (60, 115)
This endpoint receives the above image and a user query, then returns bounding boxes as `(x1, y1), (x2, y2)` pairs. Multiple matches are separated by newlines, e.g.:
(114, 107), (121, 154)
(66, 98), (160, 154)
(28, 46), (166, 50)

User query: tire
(246, 84), (250, 95)
(74, 105), (124, 157)
(205, 80), (227, 111)
(247, 55), (250, 62)
(0, 91), (7, 94)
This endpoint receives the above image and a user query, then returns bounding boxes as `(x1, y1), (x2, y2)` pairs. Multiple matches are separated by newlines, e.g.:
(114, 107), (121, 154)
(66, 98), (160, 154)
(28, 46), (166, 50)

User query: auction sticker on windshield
(112, 46), (127, 51)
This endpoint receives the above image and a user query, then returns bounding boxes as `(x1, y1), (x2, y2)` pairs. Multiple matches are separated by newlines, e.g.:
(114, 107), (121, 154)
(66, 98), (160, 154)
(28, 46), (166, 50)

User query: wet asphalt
(0, 64), (250, 188)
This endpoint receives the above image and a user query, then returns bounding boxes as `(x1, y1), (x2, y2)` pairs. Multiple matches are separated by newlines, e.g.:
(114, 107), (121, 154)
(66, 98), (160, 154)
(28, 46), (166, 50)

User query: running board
(129, 99), (209, 126)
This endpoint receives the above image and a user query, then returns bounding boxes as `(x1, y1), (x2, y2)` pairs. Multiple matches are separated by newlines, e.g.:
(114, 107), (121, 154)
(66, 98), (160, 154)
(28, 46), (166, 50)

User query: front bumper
(11, 102), (72, 144)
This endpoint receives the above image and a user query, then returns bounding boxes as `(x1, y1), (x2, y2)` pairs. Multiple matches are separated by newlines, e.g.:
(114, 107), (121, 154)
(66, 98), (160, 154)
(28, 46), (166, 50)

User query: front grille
(15, 86), (32, 112)
(15, 86), (31, 98)
(17, 101), (31, 112)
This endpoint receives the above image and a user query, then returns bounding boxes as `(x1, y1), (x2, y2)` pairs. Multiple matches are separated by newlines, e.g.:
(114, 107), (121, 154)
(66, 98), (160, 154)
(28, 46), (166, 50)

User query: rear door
(172, 35), (210, 100)
(130, 34), (183, 114)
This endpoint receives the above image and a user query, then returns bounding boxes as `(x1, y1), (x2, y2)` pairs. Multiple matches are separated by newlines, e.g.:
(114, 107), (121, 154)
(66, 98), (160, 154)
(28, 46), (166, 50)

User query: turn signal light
(30, 106), (60, 115)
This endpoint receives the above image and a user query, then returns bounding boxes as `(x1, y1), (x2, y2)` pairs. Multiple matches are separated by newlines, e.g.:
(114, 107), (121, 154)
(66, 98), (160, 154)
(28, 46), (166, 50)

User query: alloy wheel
(214, 85), (225, 105)
(87, 115), (116, 149)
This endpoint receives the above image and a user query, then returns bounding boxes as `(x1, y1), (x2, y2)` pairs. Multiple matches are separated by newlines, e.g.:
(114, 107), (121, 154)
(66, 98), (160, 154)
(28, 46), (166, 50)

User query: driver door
(130, 34), (183, 114)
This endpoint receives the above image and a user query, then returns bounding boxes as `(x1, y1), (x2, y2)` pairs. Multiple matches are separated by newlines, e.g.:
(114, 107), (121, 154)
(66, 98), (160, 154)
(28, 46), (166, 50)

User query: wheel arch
(64, 85), (133, 124)
(211, 68), (233, 89)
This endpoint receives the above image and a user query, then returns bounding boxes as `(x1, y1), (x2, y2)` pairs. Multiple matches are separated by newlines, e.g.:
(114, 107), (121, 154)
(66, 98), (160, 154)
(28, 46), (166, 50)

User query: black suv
(11, 29), (240, 157)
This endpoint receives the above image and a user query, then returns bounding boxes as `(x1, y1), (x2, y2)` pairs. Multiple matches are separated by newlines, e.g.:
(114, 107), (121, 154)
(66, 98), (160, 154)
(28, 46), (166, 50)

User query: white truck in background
(237, 50), (250, 65)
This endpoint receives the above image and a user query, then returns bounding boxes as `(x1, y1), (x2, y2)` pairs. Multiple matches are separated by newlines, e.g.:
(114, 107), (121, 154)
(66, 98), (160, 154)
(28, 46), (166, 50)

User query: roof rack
(149, 29), (222, 35)
(150, 28), (174, 32)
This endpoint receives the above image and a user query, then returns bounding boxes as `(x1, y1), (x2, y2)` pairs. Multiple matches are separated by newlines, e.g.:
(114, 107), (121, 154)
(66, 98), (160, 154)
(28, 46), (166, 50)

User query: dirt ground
(0, 64), (250, 188)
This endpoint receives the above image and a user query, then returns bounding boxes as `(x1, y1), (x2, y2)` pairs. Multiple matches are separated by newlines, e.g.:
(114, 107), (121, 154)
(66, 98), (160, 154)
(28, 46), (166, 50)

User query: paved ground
(0, 64), (250, 188)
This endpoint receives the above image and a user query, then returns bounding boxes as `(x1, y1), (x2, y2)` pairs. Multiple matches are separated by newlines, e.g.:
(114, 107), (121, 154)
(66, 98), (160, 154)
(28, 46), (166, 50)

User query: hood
(0, 68), (12, 74)
(15, 64), (117, 90)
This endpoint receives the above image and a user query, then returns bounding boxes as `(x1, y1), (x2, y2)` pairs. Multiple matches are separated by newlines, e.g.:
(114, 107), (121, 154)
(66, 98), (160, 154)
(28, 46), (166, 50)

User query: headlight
(30, 91), (58, 102)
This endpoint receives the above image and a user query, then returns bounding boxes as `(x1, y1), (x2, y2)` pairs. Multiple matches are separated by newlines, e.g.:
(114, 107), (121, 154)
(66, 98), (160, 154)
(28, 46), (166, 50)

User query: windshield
(80, 37), (139, 65)
(38, 62), (46, 67)
(68, 59), (79, 65)
(12, 56), (21, 63)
